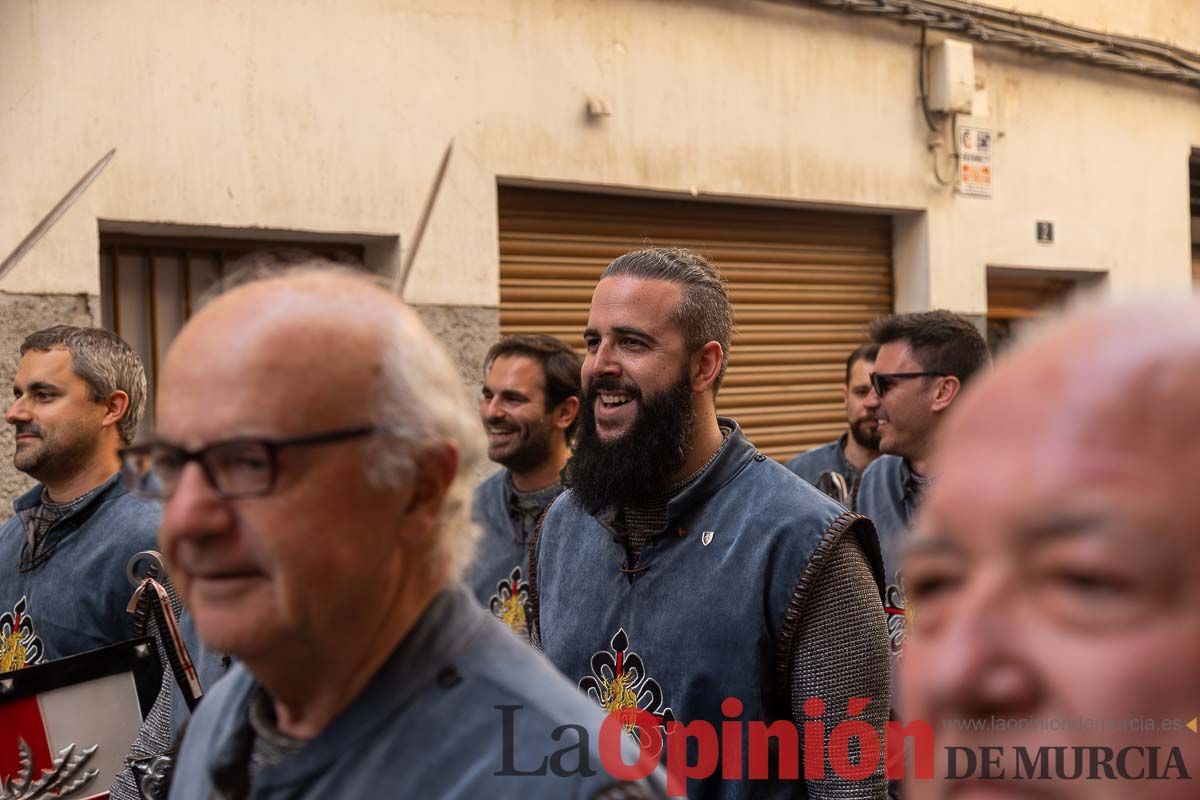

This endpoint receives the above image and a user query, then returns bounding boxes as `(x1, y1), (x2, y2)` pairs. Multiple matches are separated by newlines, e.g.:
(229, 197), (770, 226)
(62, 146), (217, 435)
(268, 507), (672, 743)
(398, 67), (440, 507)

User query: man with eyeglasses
(901, 302), (1200, 799)
(131, 263), (660, 799)
(854, 310), (989, 655)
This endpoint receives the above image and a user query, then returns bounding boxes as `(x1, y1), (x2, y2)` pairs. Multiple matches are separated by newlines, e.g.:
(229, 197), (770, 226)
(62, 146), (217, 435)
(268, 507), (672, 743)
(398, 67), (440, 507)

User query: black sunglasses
(869, 371), (947, 397)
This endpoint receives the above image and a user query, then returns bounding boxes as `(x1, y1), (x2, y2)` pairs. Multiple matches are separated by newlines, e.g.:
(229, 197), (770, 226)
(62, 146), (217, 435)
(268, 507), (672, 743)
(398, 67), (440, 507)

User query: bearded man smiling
(530, 247), (892, 800)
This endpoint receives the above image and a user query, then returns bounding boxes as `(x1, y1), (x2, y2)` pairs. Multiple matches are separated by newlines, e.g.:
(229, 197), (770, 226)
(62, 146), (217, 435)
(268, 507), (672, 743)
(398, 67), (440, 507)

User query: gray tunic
(0, 475), (158, 665)
(533, 421), (890, 799)
(168, 584), (663, 799)
(466, 469), (563, 640)
(784, 434), (860, 504)
(853, 455), (928, 655)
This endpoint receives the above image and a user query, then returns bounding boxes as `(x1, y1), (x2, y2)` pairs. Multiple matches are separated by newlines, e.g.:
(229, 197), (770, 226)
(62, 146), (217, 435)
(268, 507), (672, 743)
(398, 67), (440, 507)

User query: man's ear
(840, 384), (849, 407)
(101, 390), (130, 432)
(404, 443), (459, 533)
(552, 395), (580, 433)
(930, 375), (962, 413)
(690, 342), (724, 394)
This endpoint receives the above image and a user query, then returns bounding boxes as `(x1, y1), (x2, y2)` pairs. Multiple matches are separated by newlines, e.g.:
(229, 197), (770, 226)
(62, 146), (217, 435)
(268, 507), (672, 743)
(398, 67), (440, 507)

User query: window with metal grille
(98, 233), (365, 435)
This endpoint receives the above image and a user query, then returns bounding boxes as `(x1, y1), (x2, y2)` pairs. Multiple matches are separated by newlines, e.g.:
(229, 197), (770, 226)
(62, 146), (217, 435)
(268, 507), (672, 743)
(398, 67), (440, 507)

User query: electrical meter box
(928, 39), (975, 114)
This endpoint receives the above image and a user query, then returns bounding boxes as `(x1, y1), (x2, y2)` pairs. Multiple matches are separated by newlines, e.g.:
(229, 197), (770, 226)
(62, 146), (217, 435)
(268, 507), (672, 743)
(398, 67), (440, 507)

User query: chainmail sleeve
(108, 569), (185, 800)
(108, 617), (180, 799)
(786, 516), (890, 799)
(526, 502), (554, 652)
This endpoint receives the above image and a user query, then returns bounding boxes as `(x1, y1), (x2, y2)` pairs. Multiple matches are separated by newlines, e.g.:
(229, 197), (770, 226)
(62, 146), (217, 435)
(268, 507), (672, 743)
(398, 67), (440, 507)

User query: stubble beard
(849, 417), (881, 452)
(12, 422), (99, 486)
(491, 418), (557, 477)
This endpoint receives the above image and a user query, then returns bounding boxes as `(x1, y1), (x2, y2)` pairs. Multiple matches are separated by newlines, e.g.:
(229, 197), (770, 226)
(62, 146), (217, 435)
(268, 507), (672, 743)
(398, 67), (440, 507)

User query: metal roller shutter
(498, 186), (892, 461)
(985, 271), (1078, 354)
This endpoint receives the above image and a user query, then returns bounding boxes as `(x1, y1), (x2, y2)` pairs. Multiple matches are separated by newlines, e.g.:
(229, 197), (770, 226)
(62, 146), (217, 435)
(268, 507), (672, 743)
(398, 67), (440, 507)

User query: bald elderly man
(900, 303), (1200, 799)
(119, 261), (660, 798)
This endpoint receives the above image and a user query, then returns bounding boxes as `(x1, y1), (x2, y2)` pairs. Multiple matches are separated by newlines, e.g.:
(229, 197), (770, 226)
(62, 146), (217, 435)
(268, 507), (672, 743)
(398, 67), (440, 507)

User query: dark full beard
(492, 418), (556, 476)
(849, 417), (881, 451)
(565, 370), (695, 515)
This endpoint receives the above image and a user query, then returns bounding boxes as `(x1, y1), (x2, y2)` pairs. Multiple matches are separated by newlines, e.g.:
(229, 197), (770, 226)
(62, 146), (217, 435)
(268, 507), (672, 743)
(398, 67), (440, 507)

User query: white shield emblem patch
(701, 531), (714, 546)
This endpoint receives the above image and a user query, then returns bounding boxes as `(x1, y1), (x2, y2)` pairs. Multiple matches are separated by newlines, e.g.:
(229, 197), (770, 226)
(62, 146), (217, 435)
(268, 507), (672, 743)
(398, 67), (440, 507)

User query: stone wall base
(410, 303), (498, 389)
(0, 297), (499, 517)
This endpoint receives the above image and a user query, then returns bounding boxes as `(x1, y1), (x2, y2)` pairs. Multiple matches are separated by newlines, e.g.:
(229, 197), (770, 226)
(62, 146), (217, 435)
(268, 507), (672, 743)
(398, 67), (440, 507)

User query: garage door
(498, 186), (892, 461)
(985, 269), (1081, 354)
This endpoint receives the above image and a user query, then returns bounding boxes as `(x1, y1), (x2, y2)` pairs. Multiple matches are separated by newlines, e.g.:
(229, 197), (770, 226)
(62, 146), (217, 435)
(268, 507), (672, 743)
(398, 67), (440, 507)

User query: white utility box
(927, 39), (975, 114)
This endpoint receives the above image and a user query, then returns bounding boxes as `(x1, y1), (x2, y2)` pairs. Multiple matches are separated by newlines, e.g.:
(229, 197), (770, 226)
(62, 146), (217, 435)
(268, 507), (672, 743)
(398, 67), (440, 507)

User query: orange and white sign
(957, 125), (993, 198)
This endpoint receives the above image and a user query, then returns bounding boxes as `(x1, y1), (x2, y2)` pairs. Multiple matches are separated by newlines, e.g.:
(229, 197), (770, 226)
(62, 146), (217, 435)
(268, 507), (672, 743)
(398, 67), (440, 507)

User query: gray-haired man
(0, 325), (221, 798)
(130, 263), (660, 798)
(902, 303), (1200, 799)
(2, 325), (156, 667)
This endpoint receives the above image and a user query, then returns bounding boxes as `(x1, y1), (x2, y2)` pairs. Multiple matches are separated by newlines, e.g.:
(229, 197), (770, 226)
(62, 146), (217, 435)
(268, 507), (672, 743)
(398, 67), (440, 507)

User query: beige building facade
(2, 0), (1198, 505)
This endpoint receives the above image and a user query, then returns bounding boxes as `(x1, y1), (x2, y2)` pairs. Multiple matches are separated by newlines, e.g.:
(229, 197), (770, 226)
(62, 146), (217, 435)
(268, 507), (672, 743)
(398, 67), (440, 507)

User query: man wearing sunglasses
(901, 303), (1200, 799)
(139, 263), (660, 799)
(854, 310), (989, 655)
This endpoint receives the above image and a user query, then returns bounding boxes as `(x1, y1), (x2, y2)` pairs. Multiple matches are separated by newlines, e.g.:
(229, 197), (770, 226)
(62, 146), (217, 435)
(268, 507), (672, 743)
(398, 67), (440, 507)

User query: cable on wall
(789, 0), (1200, 91)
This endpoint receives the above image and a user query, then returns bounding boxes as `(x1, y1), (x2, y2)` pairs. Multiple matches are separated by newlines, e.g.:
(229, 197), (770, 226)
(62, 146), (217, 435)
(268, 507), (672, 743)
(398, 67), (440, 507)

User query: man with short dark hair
(468, 334), (580, 638)
(786, 343), (881, 504)
(144, 265), (659, 798)
(902, 303), (1200, 799)
(531, 247), (890, 798)
(855, 310), (988, 653)
(1, 325), (154, 668)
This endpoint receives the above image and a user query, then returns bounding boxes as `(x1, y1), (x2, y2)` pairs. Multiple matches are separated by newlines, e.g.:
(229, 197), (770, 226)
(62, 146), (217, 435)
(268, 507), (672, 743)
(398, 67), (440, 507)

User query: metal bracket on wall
(0, 149), (117, 283)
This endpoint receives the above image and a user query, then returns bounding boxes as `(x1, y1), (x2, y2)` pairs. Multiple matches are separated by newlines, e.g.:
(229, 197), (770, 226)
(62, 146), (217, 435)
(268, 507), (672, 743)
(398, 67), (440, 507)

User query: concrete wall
(3, 0), (1197, 305)
(1, 0), (1198, 510)
(1001, 0), (1200, 53)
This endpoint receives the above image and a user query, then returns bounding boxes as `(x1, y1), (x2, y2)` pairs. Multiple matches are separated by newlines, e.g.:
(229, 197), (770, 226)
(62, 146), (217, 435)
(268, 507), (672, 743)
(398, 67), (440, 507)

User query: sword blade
(0, 148), (117, 283)
(394, 139), (454, 298)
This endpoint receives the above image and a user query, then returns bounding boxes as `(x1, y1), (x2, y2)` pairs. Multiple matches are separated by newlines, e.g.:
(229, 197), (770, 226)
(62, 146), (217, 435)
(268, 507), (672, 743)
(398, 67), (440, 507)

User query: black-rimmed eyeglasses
(869, 371), (947, 398)
(119, 425), (384, 500)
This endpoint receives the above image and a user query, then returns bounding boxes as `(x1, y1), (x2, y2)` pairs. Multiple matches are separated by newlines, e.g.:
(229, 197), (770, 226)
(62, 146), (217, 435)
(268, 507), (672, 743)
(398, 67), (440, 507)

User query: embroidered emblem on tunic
(0, 596), (45, 672)
(488, 567), (533, 638)
(883, 577), (909, 655)
(579, 628), (674, 755)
